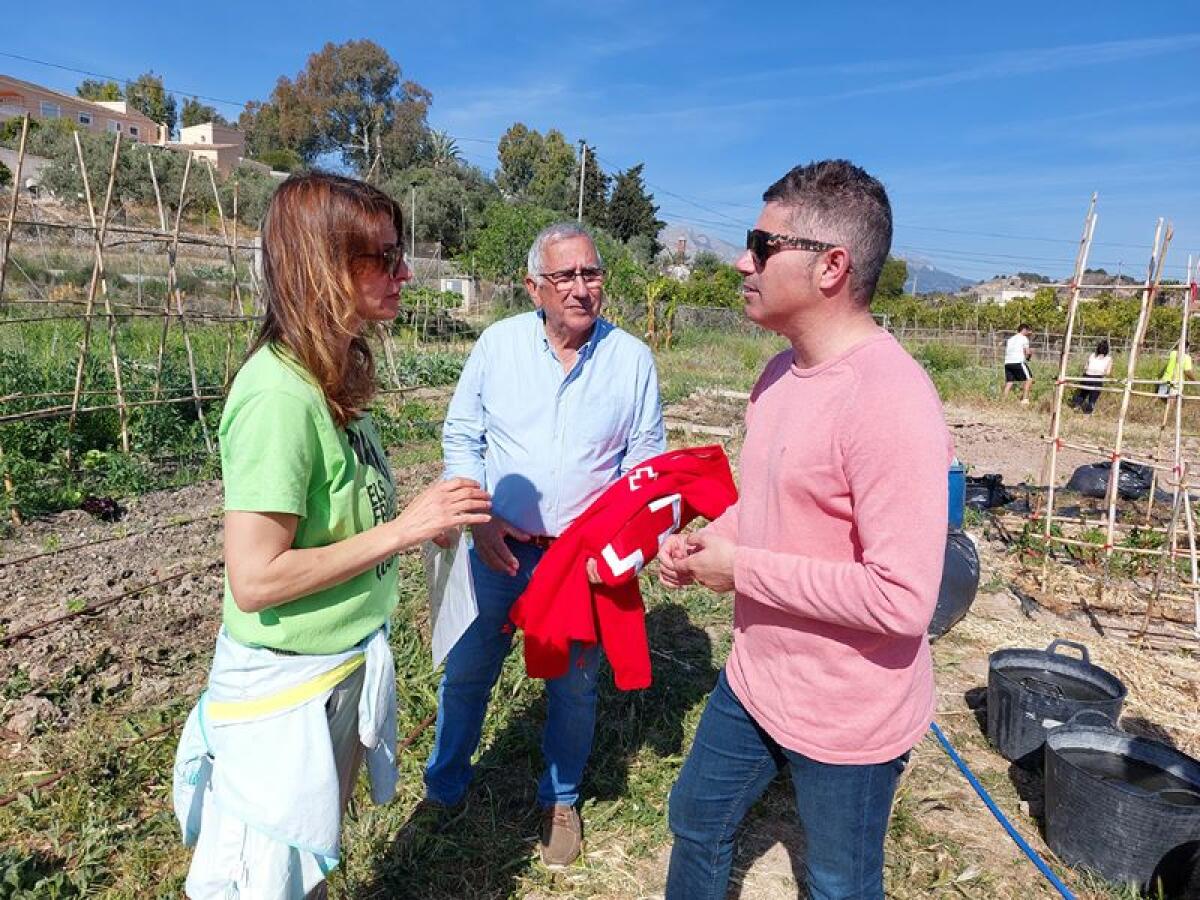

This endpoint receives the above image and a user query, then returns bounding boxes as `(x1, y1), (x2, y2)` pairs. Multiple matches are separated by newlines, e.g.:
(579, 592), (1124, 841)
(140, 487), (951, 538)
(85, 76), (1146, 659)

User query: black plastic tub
(928, 531), (980, 641)
(1045, 713), (1200, 894)
(986, 639), (1126, 766)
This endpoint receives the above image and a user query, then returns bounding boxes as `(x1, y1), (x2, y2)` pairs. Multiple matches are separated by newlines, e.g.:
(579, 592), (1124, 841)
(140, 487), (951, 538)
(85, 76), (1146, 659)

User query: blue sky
(6, 0), (1198, 282)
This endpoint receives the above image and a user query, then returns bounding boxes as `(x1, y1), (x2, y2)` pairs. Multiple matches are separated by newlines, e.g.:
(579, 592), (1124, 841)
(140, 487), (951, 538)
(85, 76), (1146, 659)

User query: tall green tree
(76, 79), (122, 101)
(125, 71), (177, 134)
(874, 257), (907, 300)
(382, 162), (498, 255)
(526, 129), (577, 215)
(180, 97), (228, 128)
(238, 99), (294, 160)
(259, 40), (432, 173)
(497, 124), (607, 220)
(468, 201), (558, 282)
(606, 164), (662, 254)
(496, 123), (542, 198)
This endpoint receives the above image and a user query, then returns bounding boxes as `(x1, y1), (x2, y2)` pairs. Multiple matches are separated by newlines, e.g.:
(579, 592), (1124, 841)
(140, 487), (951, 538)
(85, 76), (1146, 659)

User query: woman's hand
(391, 477), (491, 551)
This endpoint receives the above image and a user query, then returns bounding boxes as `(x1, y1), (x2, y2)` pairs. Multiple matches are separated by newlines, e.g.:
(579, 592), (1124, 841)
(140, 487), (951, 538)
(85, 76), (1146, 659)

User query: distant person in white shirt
(1003, 323), (1033, 404)
(1068, 339), (1112, 414)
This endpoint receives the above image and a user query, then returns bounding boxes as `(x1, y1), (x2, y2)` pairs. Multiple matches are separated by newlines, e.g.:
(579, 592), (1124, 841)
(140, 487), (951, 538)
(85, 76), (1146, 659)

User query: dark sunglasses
(746, 229), (837, 267)
(356, 245), (408, 278)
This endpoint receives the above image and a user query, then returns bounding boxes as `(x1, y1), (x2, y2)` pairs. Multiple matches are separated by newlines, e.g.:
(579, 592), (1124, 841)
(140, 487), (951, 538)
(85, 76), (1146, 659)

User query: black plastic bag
(964, 474), (1013, 510)
(80, 495), (125, 522)
(1064, 461), (1154, 500)
(929, 531), (980, 640)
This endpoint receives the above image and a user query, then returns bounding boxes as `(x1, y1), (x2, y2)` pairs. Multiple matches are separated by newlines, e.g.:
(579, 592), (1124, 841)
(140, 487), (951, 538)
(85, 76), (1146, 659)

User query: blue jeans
(423, 541), (601, 808)
(666, 669), (908, 900)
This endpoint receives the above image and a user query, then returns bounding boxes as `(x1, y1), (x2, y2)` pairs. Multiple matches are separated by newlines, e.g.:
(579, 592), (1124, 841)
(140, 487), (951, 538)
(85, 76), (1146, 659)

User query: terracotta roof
(0, 73), (164, 127)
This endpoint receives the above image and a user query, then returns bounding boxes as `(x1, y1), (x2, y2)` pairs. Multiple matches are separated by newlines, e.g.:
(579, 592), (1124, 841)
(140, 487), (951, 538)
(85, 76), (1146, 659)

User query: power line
(4, 48), (1193, 270)
(0, 49), (249, 111)
(894, 244), (1190, 276)
(899, 222), (1157, 252)
(590, 150), (745, 228)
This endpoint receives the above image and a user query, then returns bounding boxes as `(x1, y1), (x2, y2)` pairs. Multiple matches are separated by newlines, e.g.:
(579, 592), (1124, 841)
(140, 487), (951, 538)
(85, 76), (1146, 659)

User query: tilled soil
(0, 459), (442, 769)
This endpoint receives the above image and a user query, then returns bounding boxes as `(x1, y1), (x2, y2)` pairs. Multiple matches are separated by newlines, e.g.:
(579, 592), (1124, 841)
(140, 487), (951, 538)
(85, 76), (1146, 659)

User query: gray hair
(762, 160), (892, 307)
(526, 222), (603, 284)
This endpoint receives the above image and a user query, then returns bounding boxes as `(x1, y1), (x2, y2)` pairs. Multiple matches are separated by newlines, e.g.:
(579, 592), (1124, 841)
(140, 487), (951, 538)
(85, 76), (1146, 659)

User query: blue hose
(929, 721), (1077, 900)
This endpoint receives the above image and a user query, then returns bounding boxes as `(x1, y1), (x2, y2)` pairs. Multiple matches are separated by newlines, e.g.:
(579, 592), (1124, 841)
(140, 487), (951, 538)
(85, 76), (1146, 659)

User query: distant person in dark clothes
(1068, 340), (1112, 414)
(1002, 323), (1033, 405)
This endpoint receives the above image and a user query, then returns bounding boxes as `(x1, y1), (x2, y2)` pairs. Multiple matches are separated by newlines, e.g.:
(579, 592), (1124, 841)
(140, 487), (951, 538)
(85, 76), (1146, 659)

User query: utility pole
(577, 140), (587, 223)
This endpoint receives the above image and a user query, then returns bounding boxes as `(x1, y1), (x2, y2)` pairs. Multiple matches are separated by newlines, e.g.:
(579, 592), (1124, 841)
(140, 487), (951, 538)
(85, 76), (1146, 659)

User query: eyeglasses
(356, 245), (408, 279)
(538, 266), (606, 290)
(746, 229), (838, 269)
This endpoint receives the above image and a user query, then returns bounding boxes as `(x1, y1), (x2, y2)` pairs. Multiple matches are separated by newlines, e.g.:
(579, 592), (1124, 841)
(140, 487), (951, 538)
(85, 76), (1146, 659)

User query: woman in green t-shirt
(181, 173), (490, 899)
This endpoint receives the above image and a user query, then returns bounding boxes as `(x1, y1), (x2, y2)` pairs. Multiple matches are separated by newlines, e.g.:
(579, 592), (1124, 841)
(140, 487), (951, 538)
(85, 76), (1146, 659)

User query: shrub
(914, 342), (972, 374)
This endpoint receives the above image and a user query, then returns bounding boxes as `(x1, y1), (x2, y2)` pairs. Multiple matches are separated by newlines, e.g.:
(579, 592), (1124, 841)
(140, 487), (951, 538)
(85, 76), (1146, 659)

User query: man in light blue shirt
(424, 222), (665, 868)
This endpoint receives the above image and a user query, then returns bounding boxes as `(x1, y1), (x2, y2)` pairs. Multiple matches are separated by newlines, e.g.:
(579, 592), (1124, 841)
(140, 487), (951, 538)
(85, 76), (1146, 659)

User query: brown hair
(252, 171), (404, 427)
(763, 160), (892, 307)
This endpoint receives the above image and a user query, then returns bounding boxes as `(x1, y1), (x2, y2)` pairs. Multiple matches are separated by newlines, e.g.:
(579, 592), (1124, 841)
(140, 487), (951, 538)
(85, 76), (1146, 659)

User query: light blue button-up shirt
(443, 310), (666, 536)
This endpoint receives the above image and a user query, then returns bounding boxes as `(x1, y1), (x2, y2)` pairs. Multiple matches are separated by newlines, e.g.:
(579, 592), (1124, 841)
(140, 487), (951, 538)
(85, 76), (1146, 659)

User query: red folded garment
(509, 445), (737, 690)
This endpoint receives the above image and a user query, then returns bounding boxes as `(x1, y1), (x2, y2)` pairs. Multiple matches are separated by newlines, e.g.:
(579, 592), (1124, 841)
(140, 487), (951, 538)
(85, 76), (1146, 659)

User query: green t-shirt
(219, 345), (398, 654)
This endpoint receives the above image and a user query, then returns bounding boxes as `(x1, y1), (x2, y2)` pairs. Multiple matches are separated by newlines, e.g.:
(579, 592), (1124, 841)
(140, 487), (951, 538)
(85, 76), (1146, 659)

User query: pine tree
(607, 164), (663, 255)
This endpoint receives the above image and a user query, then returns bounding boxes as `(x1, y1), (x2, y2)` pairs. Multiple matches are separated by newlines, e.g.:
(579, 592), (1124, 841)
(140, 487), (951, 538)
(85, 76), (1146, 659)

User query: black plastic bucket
(986, 639), (1126, 766)
(1045, 711), (1200, 894)
(928, 531), (980, 641)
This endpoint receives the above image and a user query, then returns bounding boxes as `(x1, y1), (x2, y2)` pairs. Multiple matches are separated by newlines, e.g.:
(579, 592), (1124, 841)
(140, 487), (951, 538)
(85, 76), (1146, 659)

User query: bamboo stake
(1185, 490), (1200, 637)
(91, 134), (131, 452)
(1040, 196), (1097, 585)
(1103, 220), (1173, 557)
(154, 154), (191, 400)
(1143, 462), (1187, 637)
(0, 442), (20, 527)
(0, 393), (225, 425)
(147, 154), (167, 232)
(67, 131), (129, 453)
(1039, 514), (1174, 535)
(0, 114), (30, 307)
(1145, 254), (1195, 523)
(232, 179), (254, 354)
(167, 158), (213, 453)
(1046, 534), (1169, 558)
(1052, 438), (1179, 471)
(204, 162), (238, 388)
(377, 323), (403, 389)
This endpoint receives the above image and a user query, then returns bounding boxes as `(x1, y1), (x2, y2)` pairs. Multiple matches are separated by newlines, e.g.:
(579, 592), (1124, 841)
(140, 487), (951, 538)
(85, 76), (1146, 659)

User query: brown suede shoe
(539, 804), (582, 869)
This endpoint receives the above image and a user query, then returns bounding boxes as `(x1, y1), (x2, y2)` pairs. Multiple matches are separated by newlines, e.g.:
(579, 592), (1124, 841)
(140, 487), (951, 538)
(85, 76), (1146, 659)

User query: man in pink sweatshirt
(658, 160), (953, 900)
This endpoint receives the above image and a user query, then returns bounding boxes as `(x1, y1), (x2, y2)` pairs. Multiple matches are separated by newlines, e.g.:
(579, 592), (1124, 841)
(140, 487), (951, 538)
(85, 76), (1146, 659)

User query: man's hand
(656, 533), (695, 589)
(472, 515), (531, 576)
(682, 532), (736, 593)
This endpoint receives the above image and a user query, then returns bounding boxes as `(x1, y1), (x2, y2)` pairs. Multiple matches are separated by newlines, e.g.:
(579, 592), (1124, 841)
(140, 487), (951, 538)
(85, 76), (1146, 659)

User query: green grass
(654, 327), (786, 403)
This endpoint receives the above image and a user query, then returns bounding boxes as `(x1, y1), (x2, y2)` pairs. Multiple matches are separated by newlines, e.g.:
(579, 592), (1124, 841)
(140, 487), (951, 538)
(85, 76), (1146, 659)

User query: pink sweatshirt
(709, 331), (953, 765)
